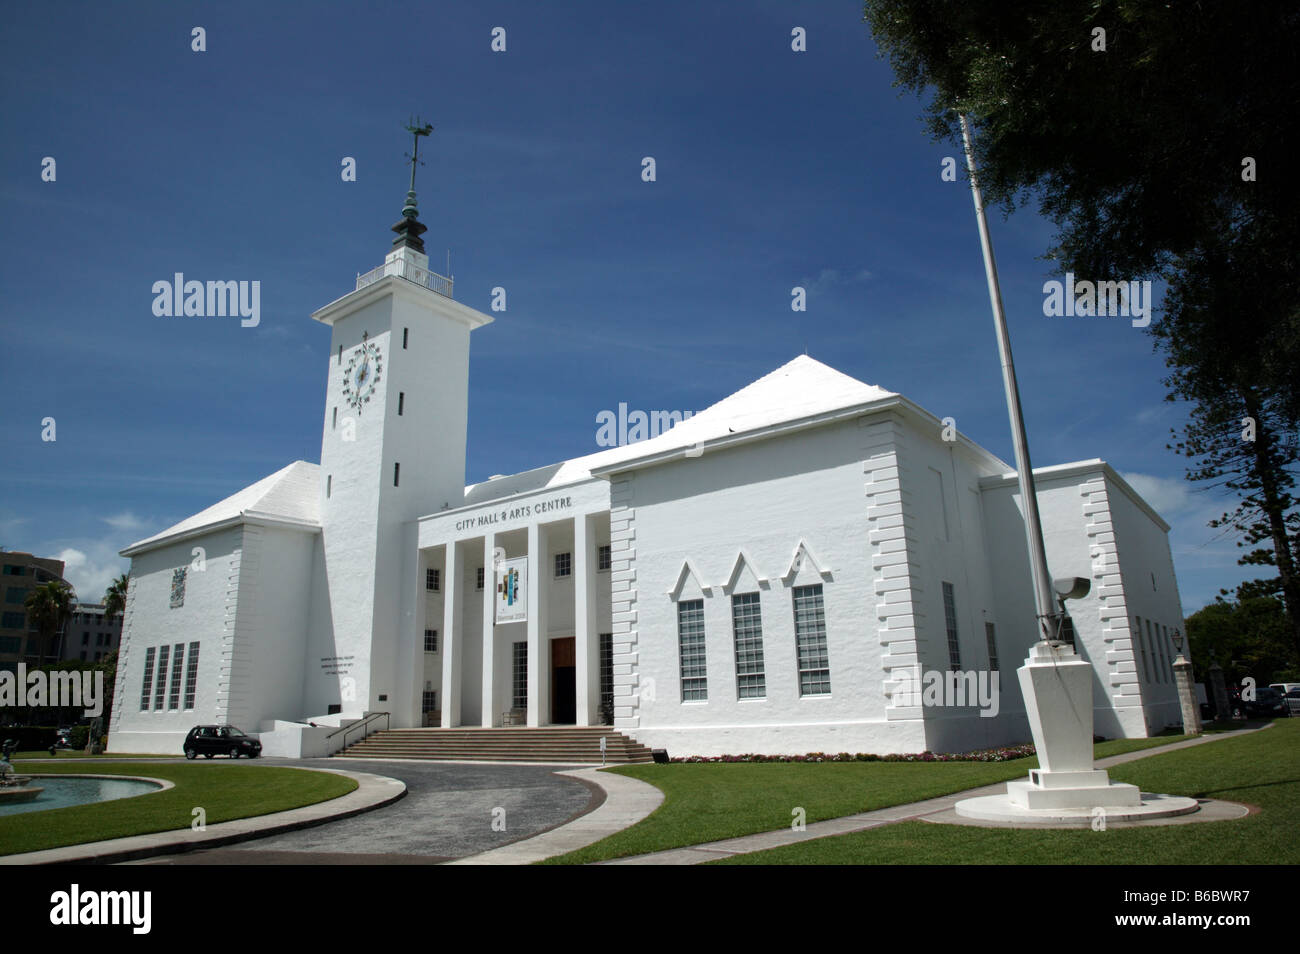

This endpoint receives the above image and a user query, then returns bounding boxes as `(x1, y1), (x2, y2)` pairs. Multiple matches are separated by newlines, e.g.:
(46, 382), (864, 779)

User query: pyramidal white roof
(461, 355), (897, 506)
(122, 460), (320, 556)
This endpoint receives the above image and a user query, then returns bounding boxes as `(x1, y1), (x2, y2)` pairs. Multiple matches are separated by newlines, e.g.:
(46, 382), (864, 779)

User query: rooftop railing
(356, 260), (453, 298)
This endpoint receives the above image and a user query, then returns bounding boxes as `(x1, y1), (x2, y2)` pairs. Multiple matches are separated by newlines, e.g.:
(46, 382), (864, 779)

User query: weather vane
(403, 116), (434, 198)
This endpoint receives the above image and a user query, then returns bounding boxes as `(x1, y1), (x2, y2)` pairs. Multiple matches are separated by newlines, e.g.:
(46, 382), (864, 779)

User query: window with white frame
(942, 582), (961, 671)
(677, 599), (708, 701)
(140, 647), (156, 711)
(512, 642), (528, 709)
(154, 645), (170, 710)
(792, 584), (831, 695)
(598, 545), (612, 572)
(183, 642), (200, 709)
(600, 632), (614, 721)
(732, 592), (766, 699)
(554, 552), (572, 578)
(424, 629), (439, 652)
(168, 642), (184, 709)
(426, 568), (440, 592)
(422, 689), (437, 713)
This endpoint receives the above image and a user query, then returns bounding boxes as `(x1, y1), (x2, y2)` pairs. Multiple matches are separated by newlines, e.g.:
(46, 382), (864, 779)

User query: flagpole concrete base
(954, 641), (1197, 825)
(953, 790), (1200, 825)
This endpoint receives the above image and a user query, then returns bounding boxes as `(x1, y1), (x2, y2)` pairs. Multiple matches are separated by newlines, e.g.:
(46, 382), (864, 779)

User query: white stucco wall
(620, 417), (925, 757)
(108, 527), (241, 754)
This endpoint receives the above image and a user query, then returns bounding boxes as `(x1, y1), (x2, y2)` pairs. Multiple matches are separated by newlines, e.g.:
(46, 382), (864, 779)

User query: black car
(1240, 688), (1290, 719)
(184, 725), (262, 759)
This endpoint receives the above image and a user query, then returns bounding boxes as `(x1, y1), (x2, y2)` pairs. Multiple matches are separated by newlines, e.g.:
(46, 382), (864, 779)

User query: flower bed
(670, 744), (1036, 764)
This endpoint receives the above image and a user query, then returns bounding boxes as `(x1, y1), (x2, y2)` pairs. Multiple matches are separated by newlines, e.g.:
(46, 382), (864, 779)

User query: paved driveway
(133, 758), (598, 865)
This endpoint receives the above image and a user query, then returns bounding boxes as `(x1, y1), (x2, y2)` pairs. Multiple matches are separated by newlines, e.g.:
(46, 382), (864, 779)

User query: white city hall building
(109, 191), (1190, 760)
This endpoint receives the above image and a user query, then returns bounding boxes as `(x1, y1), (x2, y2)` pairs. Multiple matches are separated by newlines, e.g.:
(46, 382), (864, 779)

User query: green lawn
(542, 733), (1197, 865)
(10, 751), (184, 760)
(714, 720), (1296, 864)
(1, 761), (357, 856)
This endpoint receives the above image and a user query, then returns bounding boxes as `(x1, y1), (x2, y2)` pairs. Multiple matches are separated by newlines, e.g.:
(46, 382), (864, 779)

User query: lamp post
(1170, 629), (1202, 736)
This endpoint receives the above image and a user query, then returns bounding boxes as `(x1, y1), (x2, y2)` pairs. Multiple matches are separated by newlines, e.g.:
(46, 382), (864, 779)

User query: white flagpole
(958, 113), (1059, 641)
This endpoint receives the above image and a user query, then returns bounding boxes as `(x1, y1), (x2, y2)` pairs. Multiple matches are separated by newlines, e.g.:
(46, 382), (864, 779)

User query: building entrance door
(551, 637), (576, 725)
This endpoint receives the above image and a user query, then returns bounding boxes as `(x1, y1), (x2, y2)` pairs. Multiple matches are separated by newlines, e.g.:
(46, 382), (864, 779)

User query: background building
(61, 603), (123, 663)
(0, 551), (66, 673)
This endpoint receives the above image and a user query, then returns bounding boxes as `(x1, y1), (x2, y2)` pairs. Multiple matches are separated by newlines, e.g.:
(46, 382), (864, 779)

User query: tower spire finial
(392, 117), (434, 253)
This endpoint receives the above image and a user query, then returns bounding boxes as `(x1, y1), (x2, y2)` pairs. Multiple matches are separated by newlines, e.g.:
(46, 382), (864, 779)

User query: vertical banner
(495, 557), (528, 623)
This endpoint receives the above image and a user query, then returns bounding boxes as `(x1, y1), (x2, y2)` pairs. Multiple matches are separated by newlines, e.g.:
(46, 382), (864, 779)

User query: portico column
(574, 513), (600, 725)
(527, 522), (550, 726)
(481, 533), (498, 727)
(440, 541), (461, 727)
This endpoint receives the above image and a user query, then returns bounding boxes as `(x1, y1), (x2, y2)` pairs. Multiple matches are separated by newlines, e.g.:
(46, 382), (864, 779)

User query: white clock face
(341, 340), (382, 412)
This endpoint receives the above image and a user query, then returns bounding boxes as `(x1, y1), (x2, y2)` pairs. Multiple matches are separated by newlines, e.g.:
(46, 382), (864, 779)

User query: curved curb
(0, 766), (406, 866)
(446, 766), (664, 865)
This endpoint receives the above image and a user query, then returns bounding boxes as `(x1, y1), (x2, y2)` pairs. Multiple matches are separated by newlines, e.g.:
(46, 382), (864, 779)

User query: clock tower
(307, 123), (493, 720)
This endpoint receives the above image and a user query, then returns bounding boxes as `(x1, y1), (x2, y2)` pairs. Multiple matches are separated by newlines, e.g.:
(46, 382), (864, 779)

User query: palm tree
(103, 573), (130, 624)
(24, 579), (76, 666)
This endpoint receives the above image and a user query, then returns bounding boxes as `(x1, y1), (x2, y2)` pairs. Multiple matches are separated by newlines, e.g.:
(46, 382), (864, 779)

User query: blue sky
(0, 1), (1257, 614)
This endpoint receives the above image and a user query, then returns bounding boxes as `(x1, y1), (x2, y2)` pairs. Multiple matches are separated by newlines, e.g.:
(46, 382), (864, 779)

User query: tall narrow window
(422, 688), (437, 713)
(402, 327), (409, 349)
(1135, 616), (1150, 682)
(942, 582), (961, 671)
(599, 632), (614, 721)
(677, 599), (707, 701)
(1147, 619), (1160, 681)
(426, 568), (440, 592)
(183, 642), (199, 709)
(732, 592), (766, 699)
(168, 642), (184, 709)
(984, 622), (999, 672)
(140, 647), (156, 711)
(394, 462), (400, 487)
(597, 544), (612, 571)
(930, 467), (950, 540)
(792, 584), (831, 695)
(554, 552), (572, 578)
(337, 344), (342, 364)
(332, 407), (337, 428)
(154, 645), (170, 710)
(512, 641), (528, 709)
(326, 475), (332, 498)
(424, 629), (439, 652)
(476, 567), (484, 590)
(398, 392), (405, 416)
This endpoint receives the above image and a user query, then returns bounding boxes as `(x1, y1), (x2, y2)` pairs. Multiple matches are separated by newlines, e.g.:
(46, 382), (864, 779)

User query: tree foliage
(23, 579), (76, 666)
(1186, 596), (1296, 685)
(861, 1), (1300, 648)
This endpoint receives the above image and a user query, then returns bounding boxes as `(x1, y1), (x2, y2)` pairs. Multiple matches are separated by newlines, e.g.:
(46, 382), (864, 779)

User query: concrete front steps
(335, 726), (654, 763)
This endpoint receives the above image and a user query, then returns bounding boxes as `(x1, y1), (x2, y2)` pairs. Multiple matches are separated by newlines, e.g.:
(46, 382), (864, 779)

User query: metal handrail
(355, 260), (453, 298)
(325, 711), (390, 754)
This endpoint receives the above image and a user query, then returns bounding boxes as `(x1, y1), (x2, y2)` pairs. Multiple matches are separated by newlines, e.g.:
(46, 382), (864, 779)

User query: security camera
(1053, 577), (1090, 601)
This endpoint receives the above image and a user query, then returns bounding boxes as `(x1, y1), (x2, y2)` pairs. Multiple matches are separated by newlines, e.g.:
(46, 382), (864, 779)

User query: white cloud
(55, 543), (127, 605)
(102, 512), (148, 532)
(1120, 472), (1195, 517)
(805, 267), (873, 296)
